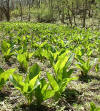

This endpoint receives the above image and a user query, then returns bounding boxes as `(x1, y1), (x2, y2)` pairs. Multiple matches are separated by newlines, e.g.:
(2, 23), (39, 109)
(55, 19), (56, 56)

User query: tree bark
(19, 0), (23, 21)
(6, 0), (10, 21)
(83, 0), (87, 27)
(28, 0), (31, 21)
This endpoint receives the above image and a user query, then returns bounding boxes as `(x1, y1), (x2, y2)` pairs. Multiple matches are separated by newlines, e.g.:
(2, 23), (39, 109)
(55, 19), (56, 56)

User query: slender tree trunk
(11, 0), (14, 10)
(49, 0), (53, 19)
(19, 0), (23, 21)
(72, 2), (76, 26)
(0, 9), (3, 21)
(68, 10), (72, 26)
(83, 0), (87, 27)
(28, 1), (31, 21)
(6, 0), (10, 21)
(61, 7), (64, 23)
(67, 3), (72, 26)
(38, 0), (41, 8)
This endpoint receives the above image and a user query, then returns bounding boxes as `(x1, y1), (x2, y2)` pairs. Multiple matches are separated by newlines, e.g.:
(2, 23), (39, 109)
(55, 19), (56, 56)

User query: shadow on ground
(79, 74), (100, 83)
(13, 104), (56, 111)
(89, 75), (100, 81)
(0, 90), (11, 101)
(57, 88), (82, 110)
(62, 88), (81, 104)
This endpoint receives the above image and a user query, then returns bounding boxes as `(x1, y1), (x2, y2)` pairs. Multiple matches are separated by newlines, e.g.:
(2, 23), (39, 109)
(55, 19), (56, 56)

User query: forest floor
(0, 22), (100, 111)
(0, 56), (100, 111)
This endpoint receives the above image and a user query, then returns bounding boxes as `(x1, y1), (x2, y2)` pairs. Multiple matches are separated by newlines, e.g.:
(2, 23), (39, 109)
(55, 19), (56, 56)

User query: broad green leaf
(10, 74), (25, 91)
(17, 54), (25, 62)
(65, 53), (74, 69)
(23, 83), (29, 93)
(0, 69), (16, 81)
(28, 52), (34, 59)
(29, 64), (40, 80)
(0, 67), (4, 74)
(54, 50), (70, 74)
(60, 77), (77, 93)
(43, 90), (55, 100)
(1, 40), (10, 53)
(0, 69), (16, 90)
(47, 72), (59, 91)
(29, 74), (40, 90)
(63, 69), (74, 79)
(90, 102), (98, 111)
(40, 78), (49, 94)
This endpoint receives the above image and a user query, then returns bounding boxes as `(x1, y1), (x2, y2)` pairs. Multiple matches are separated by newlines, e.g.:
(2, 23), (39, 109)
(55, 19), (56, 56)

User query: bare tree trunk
(0, 9), (3, 21)
(0, 0), (10, 21)
(6, 0), (10, 21)
(61, 7), (64, 23)
(37, 0), (41, 8)
(57, 6), (61, 20)
(49, 0), (53, 20)
(37, 0), (41, 21)
(11, 0), (14, 10)
(28, 0), (31, 21)
(83, 0), (87, 27)
(68, 10), (72, 26)
(19, 0), (23, 21)
(72, 2), (77, 26)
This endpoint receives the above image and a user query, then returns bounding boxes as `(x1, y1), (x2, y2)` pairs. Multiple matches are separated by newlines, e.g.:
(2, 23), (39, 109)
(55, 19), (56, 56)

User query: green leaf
(10, 74), (25, 92)
(65, 53), (74, 69)
(29, 64), (40, 80)
(43, 90), (55, 100)
(17, 54), (25, 63)
(1, 40), (10, 53)
(63, 69), (74, 79)
(54, 51), (74, 81)
(0, 68), (16, 90)
(47, 72), (59, 91)
(90, 102), (96, 111)
(28, 52), (34, 59)
(60, 77), (77, 93)
(29, 74), (40, 90)
(95, 64), (99, 72)
(0, 67), (4, 74)
(54, 50), (70, 75)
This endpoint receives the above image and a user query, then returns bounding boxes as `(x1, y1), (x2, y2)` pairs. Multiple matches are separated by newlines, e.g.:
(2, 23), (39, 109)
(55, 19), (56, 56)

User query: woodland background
(0, 0), (100, 28)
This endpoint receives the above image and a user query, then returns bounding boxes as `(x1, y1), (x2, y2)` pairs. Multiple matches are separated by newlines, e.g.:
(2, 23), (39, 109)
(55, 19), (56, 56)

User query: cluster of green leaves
(90, 102), (100, 111)
(47, 52), (76, 99)
(76, 57), (96, 76)
(0, 22), (99, 108)
(10, 64), (40, 105)
(0, 67), (16, 90)
(9, 50), (75, 105)
(74, 45), (97, 77)
(35, 51), (76, 105)
(1, 40), (14, 62)
(17, 52), (33, 73)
